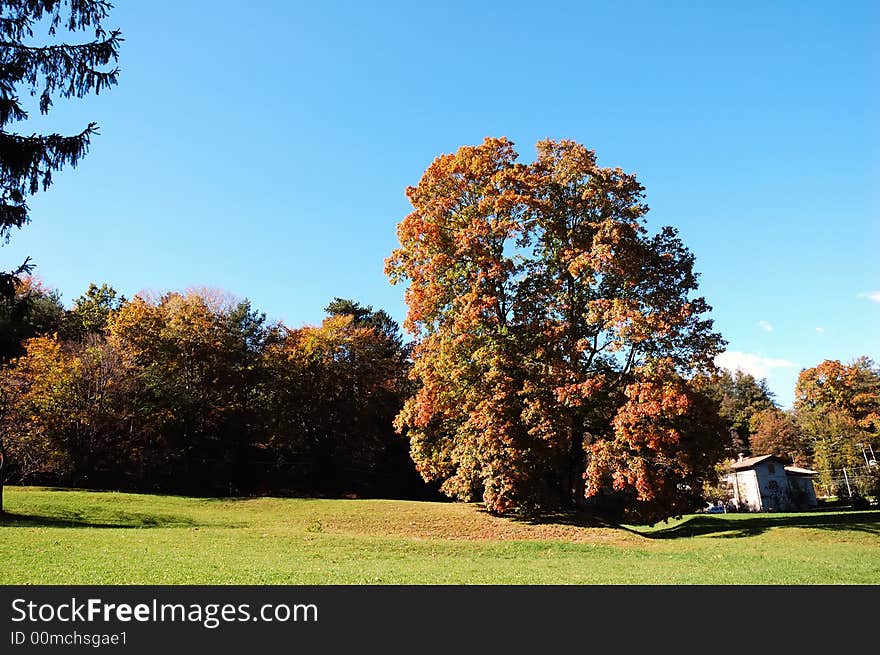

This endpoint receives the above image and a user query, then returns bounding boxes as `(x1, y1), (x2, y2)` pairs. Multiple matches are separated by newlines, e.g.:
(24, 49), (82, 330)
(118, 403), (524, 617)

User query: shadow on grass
(491, 506), (880, 540)
(527, 512), (619, 529)
(0, 510), (197, 529)
(634, 511), (880, 539)
(481, 507), (623, 530)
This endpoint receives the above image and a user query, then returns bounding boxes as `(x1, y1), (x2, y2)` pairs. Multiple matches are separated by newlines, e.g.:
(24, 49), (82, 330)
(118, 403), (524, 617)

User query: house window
(767, 463), (775, 474)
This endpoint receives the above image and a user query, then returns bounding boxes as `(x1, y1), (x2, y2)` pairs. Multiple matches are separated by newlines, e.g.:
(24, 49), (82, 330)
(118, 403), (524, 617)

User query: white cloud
(714, 351), (797, 380)
(757, 320), (773, 332)
(815, 327), (825, 333)
(859, 291), (880, 303)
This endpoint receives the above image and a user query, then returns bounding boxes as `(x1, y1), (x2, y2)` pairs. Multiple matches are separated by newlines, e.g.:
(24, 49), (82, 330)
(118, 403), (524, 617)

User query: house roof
(729, 454), (782, 470)
(784, 466), (818, 477)
(728, 455), (819, 477)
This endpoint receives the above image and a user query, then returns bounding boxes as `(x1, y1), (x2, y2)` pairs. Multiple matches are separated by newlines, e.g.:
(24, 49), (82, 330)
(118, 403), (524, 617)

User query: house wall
(728, 470), (761, 511)
(787, 476), (818, 508)
(753, 459), (792, 511)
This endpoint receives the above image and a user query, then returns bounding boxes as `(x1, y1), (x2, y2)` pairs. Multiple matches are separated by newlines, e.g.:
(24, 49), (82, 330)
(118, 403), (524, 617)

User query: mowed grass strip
(1, 487), (878, 584)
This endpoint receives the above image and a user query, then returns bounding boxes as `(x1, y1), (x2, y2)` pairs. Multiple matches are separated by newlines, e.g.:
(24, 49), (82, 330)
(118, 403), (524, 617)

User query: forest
(0, 282), (424, 499)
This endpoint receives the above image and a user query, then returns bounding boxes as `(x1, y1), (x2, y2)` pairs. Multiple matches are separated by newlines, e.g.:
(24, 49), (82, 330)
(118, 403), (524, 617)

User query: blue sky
(3, 1), (877, 406)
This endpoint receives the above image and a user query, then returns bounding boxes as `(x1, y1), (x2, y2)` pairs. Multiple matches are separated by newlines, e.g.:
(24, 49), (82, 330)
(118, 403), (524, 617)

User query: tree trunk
(559, 400), (585, 507)
(568, 422), (586, 508)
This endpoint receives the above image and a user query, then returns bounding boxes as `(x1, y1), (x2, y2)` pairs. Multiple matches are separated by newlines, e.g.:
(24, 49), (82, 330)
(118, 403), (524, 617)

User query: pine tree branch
(0, 14), (31, 41)
(0, 255), (32, 303)
(0, 32), (121, 116)
(0, 122), (97, 194)
(0, 94), (27, 125)
(0, 197), (28, 236)
(0, 1), (114, 35)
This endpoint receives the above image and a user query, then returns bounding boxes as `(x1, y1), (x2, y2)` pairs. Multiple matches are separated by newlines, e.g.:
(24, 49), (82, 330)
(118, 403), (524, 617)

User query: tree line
(747, 358), (880, 497)
(0, 280), (426, 498)
(1, 280), (876, 516)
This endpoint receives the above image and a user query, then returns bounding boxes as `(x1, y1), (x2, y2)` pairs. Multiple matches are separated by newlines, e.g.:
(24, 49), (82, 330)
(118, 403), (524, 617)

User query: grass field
(1, 486), (878, 584)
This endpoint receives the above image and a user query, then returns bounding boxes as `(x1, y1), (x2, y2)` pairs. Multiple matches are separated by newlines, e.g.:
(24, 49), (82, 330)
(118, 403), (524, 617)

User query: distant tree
(0, 276), (64, 359)
(323, 299), (416, 494)
(0, 0), (121, 301)
(261, 301), (413, 495)
(66, 282), (124, 337)
(0, 274), (64, 508)
(698, 369), (775, 454)
(749, 408), (808, 465)
(106, 291), (268, 491)
(796, 408), (861, 492)
(1, 333), (78, 483)
(0, 332), (129, 486)
(325, 297), (404, 349)
(794, 358), (880, 490)
(795, 358), (880, 434)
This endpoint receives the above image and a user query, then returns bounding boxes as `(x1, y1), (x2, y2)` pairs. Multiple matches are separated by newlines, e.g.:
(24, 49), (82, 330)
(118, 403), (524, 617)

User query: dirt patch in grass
(313, 500), (646, 545)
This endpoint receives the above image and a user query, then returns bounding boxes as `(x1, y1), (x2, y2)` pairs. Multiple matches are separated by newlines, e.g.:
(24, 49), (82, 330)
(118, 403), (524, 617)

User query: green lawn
(1, 486), (878, 584)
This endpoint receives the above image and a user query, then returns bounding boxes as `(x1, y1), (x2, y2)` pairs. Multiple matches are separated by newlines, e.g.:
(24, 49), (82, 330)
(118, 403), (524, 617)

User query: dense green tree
(698, 369), (776, 454)
(0, 275), (64, 359)
(66, 282), (124, 337)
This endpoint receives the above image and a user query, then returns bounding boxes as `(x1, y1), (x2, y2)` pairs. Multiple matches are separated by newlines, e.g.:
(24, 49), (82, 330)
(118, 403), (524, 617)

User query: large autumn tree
(387, 137), (727, 522)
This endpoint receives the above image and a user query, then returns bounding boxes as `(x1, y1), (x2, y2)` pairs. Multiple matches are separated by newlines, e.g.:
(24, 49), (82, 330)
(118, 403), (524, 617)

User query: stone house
(725, 454), (818, 512)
